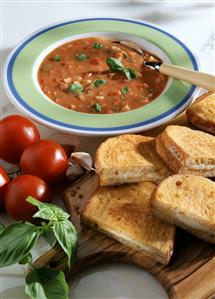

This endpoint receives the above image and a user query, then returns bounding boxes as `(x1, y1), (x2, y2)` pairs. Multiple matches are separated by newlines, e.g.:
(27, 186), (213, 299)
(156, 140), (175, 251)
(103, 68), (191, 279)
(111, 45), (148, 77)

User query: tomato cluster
(0, 115), (70, 221)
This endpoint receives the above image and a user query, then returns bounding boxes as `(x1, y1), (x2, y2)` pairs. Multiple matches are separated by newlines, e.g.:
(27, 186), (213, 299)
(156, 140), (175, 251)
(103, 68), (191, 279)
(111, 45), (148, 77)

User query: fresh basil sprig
(27, 196), (78, 268)
(0, 197), (78, 299)
(106, 57), (137, 80)
(25, 267), (68, 299)
(27, 197), (70, 222)
(0, 222), (40, 267)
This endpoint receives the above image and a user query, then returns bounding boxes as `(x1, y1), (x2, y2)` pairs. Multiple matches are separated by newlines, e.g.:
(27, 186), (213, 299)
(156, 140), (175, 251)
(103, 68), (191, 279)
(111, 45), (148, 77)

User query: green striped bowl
(3, 18), (200, 136)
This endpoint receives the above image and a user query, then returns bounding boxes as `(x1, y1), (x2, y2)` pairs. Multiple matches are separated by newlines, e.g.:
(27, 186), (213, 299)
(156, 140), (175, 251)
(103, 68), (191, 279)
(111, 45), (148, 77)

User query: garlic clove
(66, 160), (84, 181)
(71, 152), (94, 172)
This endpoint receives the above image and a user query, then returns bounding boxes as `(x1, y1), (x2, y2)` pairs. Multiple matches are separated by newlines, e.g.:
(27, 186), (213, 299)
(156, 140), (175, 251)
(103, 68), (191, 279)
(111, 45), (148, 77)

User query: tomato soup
(38, 37), (168, 114)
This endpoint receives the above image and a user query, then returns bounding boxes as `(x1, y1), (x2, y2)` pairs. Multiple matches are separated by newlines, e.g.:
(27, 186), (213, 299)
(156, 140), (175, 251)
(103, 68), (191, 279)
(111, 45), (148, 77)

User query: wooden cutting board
(33, 108), (215, 299)
(34, 172), (215, 299)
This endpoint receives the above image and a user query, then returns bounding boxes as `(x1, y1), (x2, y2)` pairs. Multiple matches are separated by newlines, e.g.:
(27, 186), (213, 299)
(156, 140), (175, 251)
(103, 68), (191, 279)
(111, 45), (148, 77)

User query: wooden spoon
(113, 40), (215, 91)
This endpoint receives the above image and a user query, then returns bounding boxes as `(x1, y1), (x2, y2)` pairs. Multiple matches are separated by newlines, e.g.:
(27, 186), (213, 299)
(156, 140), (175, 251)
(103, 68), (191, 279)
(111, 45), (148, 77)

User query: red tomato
(4, 175), (51, 221)
(0, 166), (10, 209)
(20, 140), (68, 184)
(0, 115), (40, 164)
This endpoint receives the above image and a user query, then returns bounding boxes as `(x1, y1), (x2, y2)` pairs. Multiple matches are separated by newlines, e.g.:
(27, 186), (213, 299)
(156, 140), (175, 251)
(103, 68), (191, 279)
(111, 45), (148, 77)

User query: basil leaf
(121, 86), (129, 95)
(93, 79), (106, 87)
(43, 228), (57, 247)
(91, 103), (102, 113)
(19, 252), (33, 265)
(93, 43), (103, 49)
(68, 83), (84, 93)
(53, 55), (61, 62)
(106, 57), (134, 80)
(27, 197), (70, 221)
(0, 222), (5, 234)
(127, 68), (137, 79)
(25, 267), (68, 299)
(106, 57), (127, 73)
(0, 222), (40, 267)
(53, 220), (77, 268)
(76, 53), (88, 61)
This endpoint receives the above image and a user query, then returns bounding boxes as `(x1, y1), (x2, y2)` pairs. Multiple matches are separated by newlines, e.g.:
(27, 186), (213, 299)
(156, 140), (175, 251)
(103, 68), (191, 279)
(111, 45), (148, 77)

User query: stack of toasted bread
(81, 92), (215, 265)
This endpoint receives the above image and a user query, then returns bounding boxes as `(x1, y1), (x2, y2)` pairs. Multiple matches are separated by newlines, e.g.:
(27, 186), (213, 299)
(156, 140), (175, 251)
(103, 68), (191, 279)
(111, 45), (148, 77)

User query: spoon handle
(159, 63), (215, 91)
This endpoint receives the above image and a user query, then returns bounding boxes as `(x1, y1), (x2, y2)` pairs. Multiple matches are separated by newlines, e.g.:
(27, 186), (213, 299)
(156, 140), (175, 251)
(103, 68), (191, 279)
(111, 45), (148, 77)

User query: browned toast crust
(151, 174), (215, 244)
(82, 182), (175, 265)
(155, 125), (215, 176)
(95, 134), (172, 186)
(186, 92), (215, 135)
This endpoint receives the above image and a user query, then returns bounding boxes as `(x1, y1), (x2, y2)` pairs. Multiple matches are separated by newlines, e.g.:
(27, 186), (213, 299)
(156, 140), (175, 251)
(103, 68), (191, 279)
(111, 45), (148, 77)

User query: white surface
(0, 1), (215, 299)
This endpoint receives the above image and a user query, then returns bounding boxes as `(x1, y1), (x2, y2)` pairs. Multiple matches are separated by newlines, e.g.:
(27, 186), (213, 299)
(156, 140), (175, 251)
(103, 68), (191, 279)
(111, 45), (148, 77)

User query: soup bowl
(3, 17), (199, 136)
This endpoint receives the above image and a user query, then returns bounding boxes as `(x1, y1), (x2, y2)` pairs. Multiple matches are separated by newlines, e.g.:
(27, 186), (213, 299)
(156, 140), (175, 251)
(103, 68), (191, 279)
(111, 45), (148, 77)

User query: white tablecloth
(0, 1), (214, 298)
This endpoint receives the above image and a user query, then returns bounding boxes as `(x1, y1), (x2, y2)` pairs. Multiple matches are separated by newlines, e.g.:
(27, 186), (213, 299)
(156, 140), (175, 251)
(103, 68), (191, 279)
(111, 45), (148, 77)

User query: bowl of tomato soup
(4, 18), (199, 136)
(38, 37), (168, 114)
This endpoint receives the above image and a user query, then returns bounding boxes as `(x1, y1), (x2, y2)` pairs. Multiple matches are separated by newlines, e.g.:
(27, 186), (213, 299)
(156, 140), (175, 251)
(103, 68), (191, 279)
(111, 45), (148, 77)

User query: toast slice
(81, 181), (175, 265)
(95, 134), (172, 186)
(151, 174), (215, 244)
(156, 125), (215, 176)
(186, 92), (215, 135)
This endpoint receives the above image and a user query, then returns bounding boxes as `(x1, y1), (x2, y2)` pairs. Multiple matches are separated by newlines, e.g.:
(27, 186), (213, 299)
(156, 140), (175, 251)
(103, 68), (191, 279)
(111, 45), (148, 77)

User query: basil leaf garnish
(53, 220), (78, 268)
(68, 83), (84, 93)
(93, 79), (106, 87)
(0, 222), (40, 267)
(106, 57), (127, 74)
(25, 267), (68, 299)
(127, 68), (137, 79)
(53, 55), (61, 62)
(76, 53), (88, 61)
(121, 87), (129, 95)
(106, 57), (136, 80)
(91, 103), (102, 112)
(93, 43), (103, 49)
(27, 196), (70, 221)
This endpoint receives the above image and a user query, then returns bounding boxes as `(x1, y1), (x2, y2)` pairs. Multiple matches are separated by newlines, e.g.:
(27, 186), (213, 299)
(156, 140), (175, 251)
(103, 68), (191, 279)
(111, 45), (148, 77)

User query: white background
(0, 1), (215, 299)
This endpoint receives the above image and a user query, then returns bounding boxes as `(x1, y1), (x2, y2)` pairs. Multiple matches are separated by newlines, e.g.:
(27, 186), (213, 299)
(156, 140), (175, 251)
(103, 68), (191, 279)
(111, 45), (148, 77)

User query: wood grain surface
(33, 104), (215, 299)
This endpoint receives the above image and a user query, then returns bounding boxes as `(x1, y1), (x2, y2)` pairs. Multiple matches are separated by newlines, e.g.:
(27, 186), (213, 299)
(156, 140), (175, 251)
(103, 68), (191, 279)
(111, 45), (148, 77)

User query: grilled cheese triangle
(151, 174), (215, 244)
(156, 125), (215, 176)
(95, 134), (172, 186)
(82, 181), (175, 265)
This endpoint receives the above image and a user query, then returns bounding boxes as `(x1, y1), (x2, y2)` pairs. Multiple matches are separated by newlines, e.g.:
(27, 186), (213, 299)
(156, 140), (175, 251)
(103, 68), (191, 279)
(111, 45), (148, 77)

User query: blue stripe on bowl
(6, 17), (198, 132)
